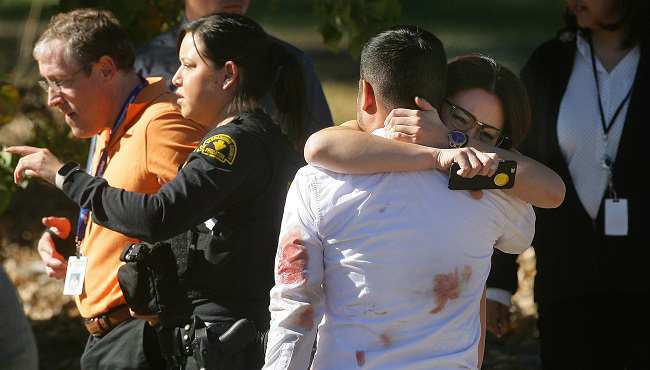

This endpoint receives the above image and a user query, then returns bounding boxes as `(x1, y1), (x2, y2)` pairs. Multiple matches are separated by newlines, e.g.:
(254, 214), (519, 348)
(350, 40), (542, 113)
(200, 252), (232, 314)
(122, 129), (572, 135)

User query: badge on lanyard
(590, 37), (632, 236)
(605, 198), (628, 236)
(601, 156), (628, 236)
(63, 256), (88, 295)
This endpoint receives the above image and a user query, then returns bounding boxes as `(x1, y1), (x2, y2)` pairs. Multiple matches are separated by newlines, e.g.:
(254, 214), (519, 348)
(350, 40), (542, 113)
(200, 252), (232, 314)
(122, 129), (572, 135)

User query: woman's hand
(5, 146), (65, 185)
(435, 147), (499, 200)
(435, 147), (499, 179)
(129, 308), (160, 327)
(384, 96), (449, 148)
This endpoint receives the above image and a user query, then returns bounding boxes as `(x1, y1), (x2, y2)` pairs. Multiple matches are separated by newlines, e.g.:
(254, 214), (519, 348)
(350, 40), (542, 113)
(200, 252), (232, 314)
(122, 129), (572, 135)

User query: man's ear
(222, 61), (238, 89)
(360, 79), (377, 115)
(95, 55), (118, 81)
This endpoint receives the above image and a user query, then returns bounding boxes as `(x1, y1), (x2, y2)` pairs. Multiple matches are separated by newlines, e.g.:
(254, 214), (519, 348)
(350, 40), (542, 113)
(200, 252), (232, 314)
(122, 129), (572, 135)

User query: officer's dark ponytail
(179, 13), (309, 150)
(268, 43), (307, 151)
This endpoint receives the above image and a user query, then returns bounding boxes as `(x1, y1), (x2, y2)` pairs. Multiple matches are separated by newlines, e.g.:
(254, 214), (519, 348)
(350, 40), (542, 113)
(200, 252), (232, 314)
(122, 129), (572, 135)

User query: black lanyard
(588, 35), (634, 137)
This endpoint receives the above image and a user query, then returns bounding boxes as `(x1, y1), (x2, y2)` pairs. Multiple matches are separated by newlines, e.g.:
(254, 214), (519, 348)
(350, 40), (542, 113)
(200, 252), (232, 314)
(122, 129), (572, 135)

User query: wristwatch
(55, 162), (80, 190)
(448, 130), (468, 148)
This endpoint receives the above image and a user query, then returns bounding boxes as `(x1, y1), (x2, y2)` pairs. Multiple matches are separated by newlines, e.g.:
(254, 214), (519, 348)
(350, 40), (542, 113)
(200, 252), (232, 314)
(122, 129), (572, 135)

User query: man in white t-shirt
(264, 26), (535, 369)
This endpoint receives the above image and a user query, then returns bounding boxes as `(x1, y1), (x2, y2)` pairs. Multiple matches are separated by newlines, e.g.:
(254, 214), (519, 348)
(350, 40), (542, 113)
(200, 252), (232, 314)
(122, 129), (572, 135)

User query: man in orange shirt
(10, 9), (208, 368)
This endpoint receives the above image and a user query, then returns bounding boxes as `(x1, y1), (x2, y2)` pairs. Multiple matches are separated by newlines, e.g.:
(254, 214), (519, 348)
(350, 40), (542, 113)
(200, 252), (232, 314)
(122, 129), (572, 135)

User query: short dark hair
(360, 25), (447, 111)
(446, 56), (531, 149)
(179, 13), (309, 149)
(34, 9), (134, 71)
(562, 0), (650, 49)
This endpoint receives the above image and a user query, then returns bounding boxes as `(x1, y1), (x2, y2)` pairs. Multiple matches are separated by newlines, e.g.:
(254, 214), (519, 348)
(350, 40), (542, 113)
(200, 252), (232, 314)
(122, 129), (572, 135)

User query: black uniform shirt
(64, 110), (297, 325)
(63, 110), (292, 243)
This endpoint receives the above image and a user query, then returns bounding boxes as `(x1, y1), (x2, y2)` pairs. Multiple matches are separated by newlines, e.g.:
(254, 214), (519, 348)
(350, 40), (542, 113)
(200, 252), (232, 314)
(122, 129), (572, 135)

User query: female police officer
(13, 13), (308, 369)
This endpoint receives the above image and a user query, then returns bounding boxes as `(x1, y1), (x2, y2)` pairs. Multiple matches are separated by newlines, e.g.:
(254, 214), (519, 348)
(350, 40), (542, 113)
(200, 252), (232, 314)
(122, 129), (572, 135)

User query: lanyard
(588, 35), (634, 138)
(74, 80), (149, 254)
(589, 35), (636, 201)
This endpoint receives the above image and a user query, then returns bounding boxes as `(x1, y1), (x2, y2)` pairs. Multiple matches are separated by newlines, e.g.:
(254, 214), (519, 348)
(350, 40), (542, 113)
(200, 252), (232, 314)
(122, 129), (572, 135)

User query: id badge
(605, 198), (628, 236)
(63, 256), (88, 295)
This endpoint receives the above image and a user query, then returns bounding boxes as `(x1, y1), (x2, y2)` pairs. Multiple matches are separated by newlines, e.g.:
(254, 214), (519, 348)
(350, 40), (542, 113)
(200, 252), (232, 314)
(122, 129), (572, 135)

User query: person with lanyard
(519, 0), (649, 368)
(5, 9), (209, 369)
(11, 13), (306, 369)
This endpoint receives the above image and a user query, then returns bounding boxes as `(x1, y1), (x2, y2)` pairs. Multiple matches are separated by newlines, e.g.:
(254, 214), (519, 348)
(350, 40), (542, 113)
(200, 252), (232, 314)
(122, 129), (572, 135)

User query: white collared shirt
(557, 32), (640, 219)
(264, 135), (535, 369)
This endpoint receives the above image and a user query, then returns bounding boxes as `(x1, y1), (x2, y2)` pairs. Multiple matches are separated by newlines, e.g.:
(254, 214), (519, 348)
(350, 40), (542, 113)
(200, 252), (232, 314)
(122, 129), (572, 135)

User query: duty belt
(158, 316), (258, 369)
(84, 305), (132, 337)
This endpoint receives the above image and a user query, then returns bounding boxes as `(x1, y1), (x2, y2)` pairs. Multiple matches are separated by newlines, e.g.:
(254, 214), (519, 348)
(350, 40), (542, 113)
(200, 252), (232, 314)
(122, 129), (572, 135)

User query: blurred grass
(253, 0), (566, 125)
(321, 80), (359, 124)
(400, 0), (565, 70)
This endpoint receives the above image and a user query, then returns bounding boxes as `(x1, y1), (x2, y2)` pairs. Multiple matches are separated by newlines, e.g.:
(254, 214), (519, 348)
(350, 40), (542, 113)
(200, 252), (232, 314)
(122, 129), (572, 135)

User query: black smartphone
(448, 160), (517, 190)
(46, 229), (77, 259)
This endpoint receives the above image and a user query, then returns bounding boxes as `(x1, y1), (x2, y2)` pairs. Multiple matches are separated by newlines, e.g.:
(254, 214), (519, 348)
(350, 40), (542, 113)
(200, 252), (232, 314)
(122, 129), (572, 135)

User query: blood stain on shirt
(430, 265), (472, 314)
(356, 350), (365, 366)
(289, 305), (314, 330)
(380, 333), (391, 347)
(277, 228), (309, 284)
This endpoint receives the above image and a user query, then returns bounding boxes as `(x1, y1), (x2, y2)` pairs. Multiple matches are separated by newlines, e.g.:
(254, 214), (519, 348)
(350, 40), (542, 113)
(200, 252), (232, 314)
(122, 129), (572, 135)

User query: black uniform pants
(81, 318), (165, 369)
(181, 339), (264, 370)
(537, 291), (650, 370)
(166, 320), (265, 370)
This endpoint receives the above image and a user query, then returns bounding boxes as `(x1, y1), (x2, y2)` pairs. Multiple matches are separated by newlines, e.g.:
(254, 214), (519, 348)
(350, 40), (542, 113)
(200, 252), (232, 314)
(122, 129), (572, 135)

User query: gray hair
(34, 8), (134, 70)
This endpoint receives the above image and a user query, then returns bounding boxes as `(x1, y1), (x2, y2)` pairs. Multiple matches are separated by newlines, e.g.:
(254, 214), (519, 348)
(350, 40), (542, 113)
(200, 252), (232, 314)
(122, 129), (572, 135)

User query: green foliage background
(0, 151), (28, 215)
(315, 0), (401, 58)
(0, 81), (28, 214)
(57, 0), (185, 46)
(53, 0), (401, 58)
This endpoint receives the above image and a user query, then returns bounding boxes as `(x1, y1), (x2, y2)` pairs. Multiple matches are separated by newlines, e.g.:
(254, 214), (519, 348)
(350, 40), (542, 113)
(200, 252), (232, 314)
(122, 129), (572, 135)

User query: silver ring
(490, 163), (498, 171)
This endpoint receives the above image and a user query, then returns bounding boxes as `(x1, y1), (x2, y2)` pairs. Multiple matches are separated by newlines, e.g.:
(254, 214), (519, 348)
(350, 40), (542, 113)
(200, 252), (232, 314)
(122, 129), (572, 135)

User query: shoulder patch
(195, 134), (237, 165)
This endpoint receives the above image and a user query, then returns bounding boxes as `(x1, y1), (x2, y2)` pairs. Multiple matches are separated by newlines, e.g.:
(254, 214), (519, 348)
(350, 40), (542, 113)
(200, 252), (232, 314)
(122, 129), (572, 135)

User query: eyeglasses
(38, 62), (93, 93)
(444, 99), (509, 147)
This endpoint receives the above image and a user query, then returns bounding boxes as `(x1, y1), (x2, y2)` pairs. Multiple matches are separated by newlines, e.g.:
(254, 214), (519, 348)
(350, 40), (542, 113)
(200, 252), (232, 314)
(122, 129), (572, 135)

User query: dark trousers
(537, 291), (650, 370)
(170, 320), (265, 370)
(81, 318), (165, 369)
(181, 339), (264, 370)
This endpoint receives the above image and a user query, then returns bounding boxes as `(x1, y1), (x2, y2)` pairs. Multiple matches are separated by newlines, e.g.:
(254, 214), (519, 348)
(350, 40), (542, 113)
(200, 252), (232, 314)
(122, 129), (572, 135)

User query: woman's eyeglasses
(38, 62), (94, 93)
(444, 99), (509, 147)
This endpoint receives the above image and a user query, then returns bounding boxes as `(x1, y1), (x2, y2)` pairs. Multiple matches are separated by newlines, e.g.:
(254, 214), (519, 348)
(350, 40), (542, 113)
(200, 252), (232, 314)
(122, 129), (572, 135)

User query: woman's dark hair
(446, 56), (531, 149)
(562, 0), (650, 49)
(178, 13), (308, 149)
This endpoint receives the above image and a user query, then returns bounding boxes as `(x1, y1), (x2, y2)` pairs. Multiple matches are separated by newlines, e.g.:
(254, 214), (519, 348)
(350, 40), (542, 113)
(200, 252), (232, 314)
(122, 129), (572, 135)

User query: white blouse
(557, 32), (640, 219)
